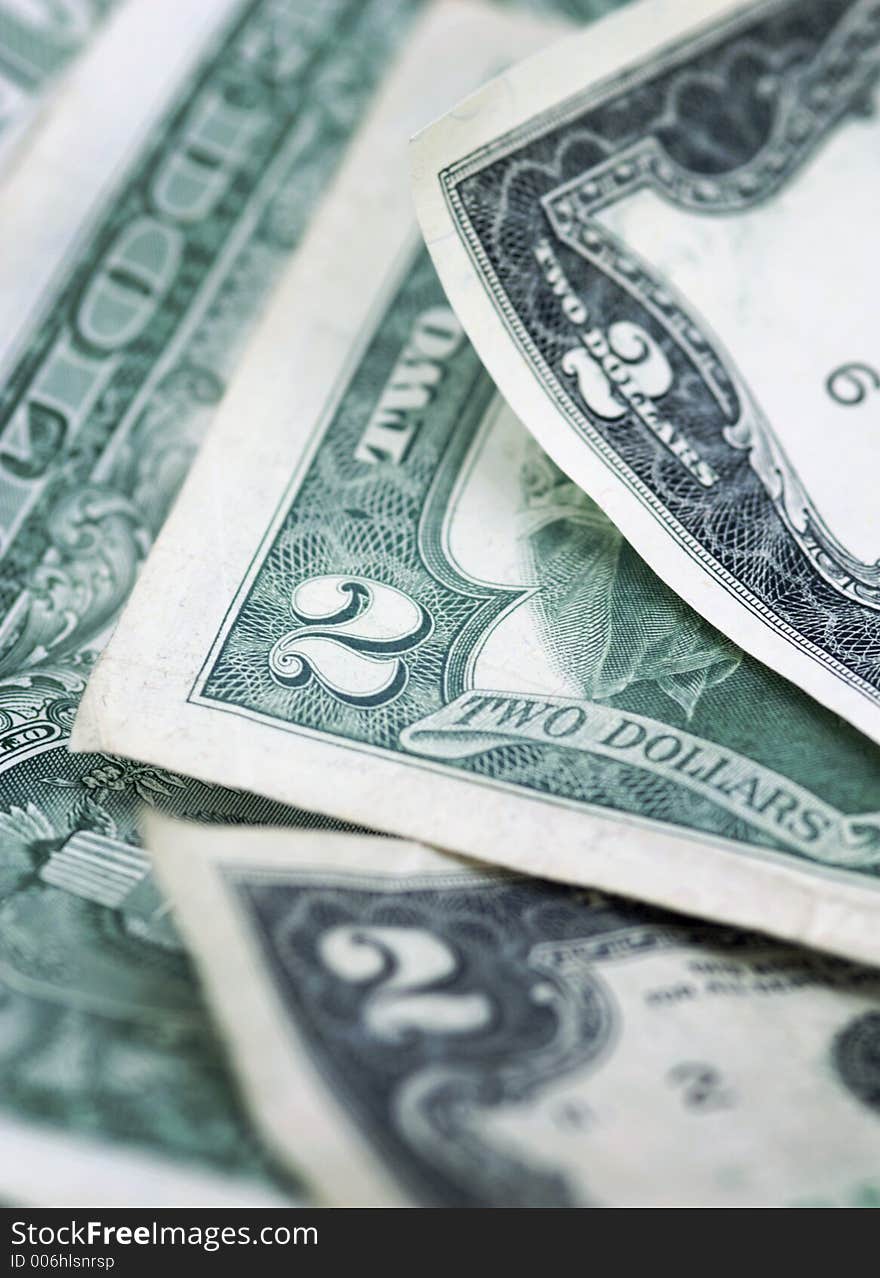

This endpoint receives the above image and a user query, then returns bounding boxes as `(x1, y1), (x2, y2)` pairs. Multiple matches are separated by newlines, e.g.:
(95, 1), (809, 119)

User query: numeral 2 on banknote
(413, 0), (880, 744)
(75, 2), (880, 967)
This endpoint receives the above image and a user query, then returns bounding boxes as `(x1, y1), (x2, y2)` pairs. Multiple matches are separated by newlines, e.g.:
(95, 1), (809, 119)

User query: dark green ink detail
(201, 249), (523, 745)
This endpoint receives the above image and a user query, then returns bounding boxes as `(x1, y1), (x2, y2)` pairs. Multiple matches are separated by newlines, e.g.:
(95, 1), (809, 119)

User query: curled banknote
(411, 0), (880, 745)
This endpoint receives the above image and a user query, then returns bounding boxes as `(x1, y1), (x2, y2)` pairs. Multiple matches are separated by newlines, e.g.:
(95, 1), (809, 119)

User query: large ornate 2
(543, 0), (880, 608)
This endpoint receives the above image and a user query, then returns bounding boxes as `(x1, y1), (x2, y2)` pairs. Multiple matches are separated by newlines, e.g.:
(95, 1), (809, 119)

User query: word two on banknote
(418, 0), (880, 740)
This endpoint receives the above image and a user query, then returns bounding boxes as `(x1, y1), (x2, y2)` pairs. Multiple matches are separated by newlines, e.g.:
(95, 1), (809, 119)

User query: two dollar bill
(78, 0), (880, 967)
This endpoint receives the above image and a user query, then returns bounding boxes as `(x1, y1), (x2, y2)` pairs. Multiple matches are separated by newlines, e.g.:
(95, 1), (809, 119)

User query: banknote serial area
(0, 0), (877, 1228)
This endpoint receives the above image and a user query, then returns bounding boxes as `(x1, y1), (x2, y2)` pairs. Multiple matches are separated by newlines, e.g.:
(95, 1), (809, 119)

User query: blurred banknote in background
(146, 815), (880, 1209)
(413, 0), (880, 745)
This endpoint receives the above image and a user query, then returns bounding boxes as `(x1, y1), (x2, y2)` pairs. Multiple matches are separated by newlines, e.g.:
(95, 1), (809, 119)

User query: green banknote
(413, 0), (880, 746)
(148, 817), (880, 1208)
(0, 0), (434, 1193)
(77, 1), (880, 967)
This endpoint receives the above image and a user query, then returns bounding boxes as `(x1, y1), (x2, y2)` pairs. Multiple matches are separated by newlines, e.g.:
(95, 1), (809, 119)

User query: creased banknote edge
(408, 0), (880, 747)
(0, 95), (38, 181)
(84, 687), (880, 969)
(68, 0), (562, 727)
(146, 813), (417, 1207)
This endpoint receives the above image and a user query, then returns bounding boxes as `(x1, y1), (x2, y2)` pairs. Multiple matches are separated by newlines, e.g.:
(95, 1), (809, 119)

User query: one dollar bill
(75, 0), (880, 965)
(145, 814), (880, 1208)
(412, 0), (880, 745)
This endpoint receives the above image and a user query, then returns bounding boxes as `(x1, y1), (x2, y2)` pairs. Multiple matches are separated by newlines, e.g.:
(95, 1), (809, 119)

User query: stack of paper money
(0, 0), (878, 1208)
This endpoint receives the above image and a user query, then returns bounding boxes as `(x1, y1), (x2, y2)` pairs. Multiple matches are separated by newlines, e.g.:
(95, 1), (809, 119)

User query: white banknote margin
(0, 85), (37, 179)
(0, 1110), (296, 1207)
(0, 0), (117, 181)
(70, 1), (880, 966)
(409, 0), (880, 748)
(145, 814), (460, 1206)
